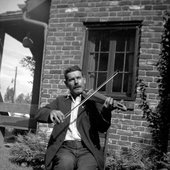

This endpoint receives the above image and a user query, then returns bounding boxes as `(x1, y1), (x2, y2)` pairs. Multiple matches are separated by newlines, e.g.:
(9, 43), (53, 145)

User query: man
(35, 65), (114, 170)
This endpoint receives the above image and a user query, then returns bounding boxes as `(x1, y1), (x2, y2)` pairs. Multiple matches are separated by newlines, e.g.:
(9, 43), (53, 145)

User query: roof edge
(0, 11), (23, 21)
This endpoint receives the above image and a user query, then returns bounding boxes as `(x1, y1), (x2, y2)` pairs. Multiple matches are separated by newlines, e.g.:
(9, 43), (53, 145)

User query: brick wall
(38, 0), (170, 153)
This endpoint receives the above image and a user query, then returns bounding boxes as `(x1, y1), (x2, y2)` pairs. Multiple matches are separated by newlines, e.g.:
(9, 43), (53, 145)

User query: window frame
(82, 22), (141, 101)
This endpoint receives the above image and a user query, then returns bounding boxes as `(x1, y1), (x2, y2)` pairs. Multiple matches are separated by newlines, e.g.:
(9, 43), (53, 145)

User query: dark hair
(64, 65), (82, 80)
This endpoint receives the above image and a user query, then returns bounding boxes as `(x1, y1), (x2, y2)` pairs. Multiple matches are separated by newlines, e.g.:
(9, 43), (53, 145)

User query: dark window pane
(116, 39), (125, 51)
(126, 31), (135, 51)
(125, 53), (134, 72)
(97, 72), (107, 91)
(123, 73), (129, 92)
(112, 73), (122, 92)
(99, 53), (108, 71)
(101, 41), (109, 52)
(115, 53), (124, 71)
(101, 32), (110, 52)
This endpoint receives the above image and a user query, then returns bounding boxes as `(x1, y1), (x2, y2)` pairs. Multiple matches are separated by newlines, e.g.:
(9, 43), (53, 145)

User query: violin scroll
(112, 100), (127, 111)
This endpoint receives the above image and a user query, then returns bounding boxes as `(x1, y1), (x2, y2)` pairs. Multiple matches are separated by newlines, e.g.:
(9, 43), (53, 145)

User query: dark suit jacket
(35, 95), (111, 170)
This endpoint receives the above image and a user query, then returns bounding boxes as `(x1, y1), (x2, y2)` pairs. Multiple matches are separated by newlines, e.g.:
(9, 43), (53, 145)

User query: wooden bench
(0, 102), (38, 143)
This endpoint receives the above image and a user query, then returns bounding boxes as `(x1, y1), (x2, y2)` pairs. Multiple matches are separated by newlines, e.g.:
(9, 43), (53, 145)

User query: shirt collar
(66, 93), (81, 103)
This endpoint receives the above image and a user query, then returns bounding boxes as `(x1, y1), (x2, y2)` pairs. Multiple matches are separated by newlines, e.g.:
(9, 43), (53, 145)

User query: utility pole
(12, 66), (17, 103)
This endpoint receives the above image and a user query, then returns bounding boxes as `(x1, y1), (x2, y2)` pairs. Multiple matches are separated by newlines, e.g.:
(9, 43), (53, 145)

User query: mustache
(73, 85), (82, 89)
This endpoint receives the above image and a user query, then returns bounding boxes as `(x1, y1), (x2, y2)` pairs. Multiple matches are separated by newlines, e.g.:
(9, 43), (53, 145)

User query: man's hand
(50, 110), (65, 124)
(103, 97), (114, 109)
(103, 98), (127, 111)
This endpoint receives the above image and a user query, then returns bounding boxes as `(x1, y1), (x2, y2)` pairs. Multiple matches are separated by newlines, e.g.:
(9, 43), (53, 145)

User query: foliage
(20, 56), (35, 77)
(0, 145), (32, 170)
(137, 80), (163, 153)
(4, 87), (31, 104)
(158, 152), (170, 169)
(138, 12), (170, 153)
(4, 86), (14, 103)
(15, 93), (32, 104)
(9, 131), (49, 169)
(105, 144), (161, 170)
(156, 12), (170, 152)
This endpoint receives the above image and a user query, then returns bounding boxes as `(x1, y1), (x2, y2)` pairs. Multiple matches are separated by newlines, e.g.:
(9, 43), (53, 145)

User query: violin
(65, 71), (127, 118)
(82, 89), (127, 111)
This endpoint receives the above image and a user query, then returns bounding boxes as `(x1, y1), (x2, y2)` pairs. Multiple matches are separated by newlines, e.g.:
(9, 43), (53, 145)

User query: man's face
(65, 70), (86, 97)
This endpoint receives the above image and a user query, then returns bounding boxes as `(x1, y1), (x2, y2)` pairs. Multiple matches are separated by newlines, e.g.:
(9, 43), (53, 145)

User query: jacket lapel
(62, 95), (72, 115)
(77, 96), (86, 127)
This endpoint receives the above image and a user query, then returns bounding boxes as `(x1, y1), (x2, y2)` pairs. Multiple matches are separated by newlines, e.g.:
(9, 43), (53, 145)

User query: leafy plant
(105, 144), (160, 170)
(137, 79), (162, 152)
(9, 131), (49, 169)
(158, 152), (170, 169)
(0, 145), (32, 170)
(137, 11), (170, 155)
(20, 56), (35, 78)
(156, 11), (170, 153)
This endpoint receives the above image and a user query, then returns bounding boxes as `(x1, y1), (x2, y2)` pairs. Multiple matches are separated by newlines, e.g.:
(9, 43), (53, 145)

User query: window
(83, 22), (141, 100)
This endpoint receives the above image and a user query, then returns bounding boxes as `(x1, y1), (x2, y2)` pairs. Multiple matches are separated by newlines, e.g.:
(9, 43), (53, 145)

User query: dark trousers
(52, 140), (98, 170)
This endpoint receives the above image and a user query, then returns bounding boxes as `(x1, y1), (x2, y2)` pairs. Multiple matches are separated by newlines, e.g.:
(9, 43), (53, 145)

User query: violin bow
(65, 71), (120, 119)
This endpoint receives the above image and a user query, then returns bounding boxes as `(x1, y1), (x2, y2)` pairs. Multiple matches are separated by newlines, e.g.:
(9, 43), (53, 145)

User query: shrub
(105, 144), (160, 170)
(0, 145), (32, 170)
(9, 131), (49, 169)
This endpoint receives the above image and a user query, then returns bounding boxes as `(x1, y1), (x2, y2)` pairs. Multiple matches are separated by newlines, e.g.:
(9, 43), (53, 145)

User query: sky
(0, 0), (25, 13)
(0, 0), (33, 99)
